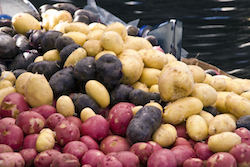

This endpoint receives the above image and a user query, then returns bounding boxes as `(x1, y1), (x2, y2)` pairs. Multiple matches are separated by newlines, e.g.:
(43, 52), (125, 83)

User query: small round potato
(36, 128), (55, 152)
(131, 81), (149, 92)
(56, 95), (75, 117)
(1, 71), (16, 85)
(145, 102), (163, 112)
(186, 115), (208, 141)
(104, 22), (128, 40)
(139, 68), (161, 88)
(85, 80), (110, 108)
(88, 22), (107, 31)
(12, 12), (41, 34)
(43, 49), (61, 61)
(86, 29), (104, 40)
(188, 65), (206, 83)
(149, 84), (159, 93)
(233, 78), (250, 91)
(190, 83), (217, 107)
(83, 39), (104, 57)
(152, 123), (177, 147)
(34, 56), (43, 62)
(0, 80), (13, 90)
(240, 91), (250, 100)
(15, 72), (33, 95)
(64, 22), (91, 35)
(208, 132), (241, 152)
(100, 31), (124, 55)
(80, 107), (96, 122)
(63, 31), (87, 46)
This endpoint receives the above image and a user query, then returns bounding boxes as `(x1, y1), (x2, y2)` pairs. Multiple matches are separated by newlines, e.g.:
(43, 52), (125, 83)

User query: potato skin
(208, 132), (241, 152)
(186, 115), (208, 141)
(139, 68), (161, 87)
(100, 135), (130, 154)
(158, 61), (194, 102)
(229, 143), (250, 167)
(0, 152), (25, 167)
(163, 97), (203, 125)
(188, 65), (206, 83)
(147, 149), (177, 167)
(56, 95), (75, 117)
(206, 152), (237, 167)
(36, 128), (55, 152)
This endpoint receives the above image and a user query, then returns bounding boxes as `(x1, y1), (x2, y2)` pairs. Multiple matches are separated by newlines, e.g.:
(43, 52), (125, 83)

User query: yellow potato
(104, 22), (128, 40)
(139, 68), (161, 88)
(43, 49), (61, 61)
(100, 31), (124, 55)
(199, 110), (214, 126)
(210, 76), (227, 91)
(202, 73), (213, 85)
(186, 115), (208, 141)
(124, 36), (153, 51)
(131, 106), (143, 116)
(208, 132), (241, 152)
(85, 80), (110, 108)
(0, 80), (13, 90)
(83, 39), (103, 57)
(211, 91), (231, 113)
(131, 81), (149, 92)
(64, 22), (91, 35)
(163, 97), (203, 125)
(88, 22), (106, 31)
(152, 124), (177, 147)
(80, 107), (96, 122)
(86, 29), (104, 40)
(0, 86), (16, 105)
(139, 49), (168, 70)
(224, 113), (238, 123)
(95, 50), (116, 60)
(64, 47), (87, 68)
(24, 73), (54, 108)
(240, 91), (250, 100)
(190, 83), (217, 107)
(34, 56), (43, 62)
(145, 102), (163, 112)
(118, 49), (144, 85)
(36, 128), (55, 152)
(56, 95), (75, 117)
(12, 12), (41, 34)
(208, 114), (236, 136)
(149, 84), (159, 93)
(53, 22), (70, 33)
(188, 65), (206, 83)
(225, 92), (250, 117)
(158, 61), (194, 102)
(165, 53), (177, 63)
(1, 71), (16, 85)
(224, 79), (244, 95)
(63, 31), (87, 46)
(233, 78), (250, 91)
(15, 72), (33, 96)
(41, 9), (58, 30)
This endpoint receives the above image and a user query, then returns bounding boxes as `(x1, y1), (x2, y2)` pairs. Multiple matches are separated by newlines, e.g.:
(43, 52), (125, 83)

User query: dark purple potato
(126, 25), (139, 36)
(96, 54), (123, 91)
(110, 84), (134, 107)
(74, 9), (99, 23)
(0, 19), (12, 27)
(144, 35), (158, 46)
(39, 4), (56, 15)
(73, 15), (90, 24)
(28, 29), (45, 51)
(40, 30), (63, 53)
(12, 69), (27, 78)
(55, 35), (75, 52)
(73, 56), (96, 83)
(0, 32), (18, 59)
(53, 3), (78, 16)
(13, 34), (31, 52)
(0, 26), (16, 36)
(203, 106), (219, 116)
(236, 115), (250, 130)
(129, 89), (151, 106)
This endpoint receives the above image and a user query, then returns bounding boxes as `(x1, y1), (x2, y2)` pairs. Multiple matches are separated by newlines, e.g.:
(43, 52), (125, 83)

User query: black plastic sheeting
(32, 0), (250, 78)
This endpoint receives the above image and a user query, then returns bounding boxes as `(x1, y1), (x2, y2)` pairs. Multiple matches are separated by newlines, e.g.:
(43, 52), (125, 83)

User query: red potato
(55, 120), (80, 146)
(130, 142), (159, 165)
(80, 135), (100, 150)
(34, 149), (61, 167)
(19, 148), (38, 167)
(98, 107), (110, 119)
(206, 152), (237, 167)
(100, 155), (123, 167)
(82, 165), (92, 167)
(171, 145), (196, 167)
(147, 148), (177, 167)
(175, 123), (189, 139)
(107, 151), (140, 167)
(0, 123), (23, 151)
(30, 104), (57, 119)
(45, 113), (66, 130)
(81, 149), (105, 167)
(15, 111), (45, 135)
(147, 141), (163, 152)
(172, 137), (192, 148)
(22, 134), (39, 149)
(183, 158), (204, 167)
(0, 92), (29, 118)
(107, 102), (135, 136)
(234, 127), (250, 145)
(100, 135), (130, 154)
(194, 142), (213, 161)
(188, 139), (196, 148)
(0, 152), (25, 167)
(0, 117), (15, 126)
(66, 116), (83, 130)
(0, 144), (13, 153)
(51, 153), (81, 167)
(63, 141), (88, 160)
(53, 143), (63, 152)
(229, 143), (250, 167)
(80, 115), (110, 142)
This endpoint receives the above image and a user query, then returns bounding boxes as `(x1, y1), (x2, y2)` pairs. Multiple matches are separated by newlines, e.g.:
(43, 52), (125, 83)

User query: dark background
(31, 0), (250, 78)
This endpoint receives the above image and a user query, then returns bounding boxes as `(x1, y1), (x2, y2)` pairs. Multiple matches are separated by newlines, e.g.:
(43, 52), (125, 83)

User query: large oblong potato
(118, 49), (144, 85)
(225, 92), (250, 117)
(186, 115), (208, 141)
(158, 61), (194, 102)
(190, 83), (217, 107)
(12, 12), (41, 35)
(163, 97), (203, 125)
(64, 47), (87, 68)
(64, 22), (91, 35)
(100, 31), (124, 55)
(24, 73), (54, 108)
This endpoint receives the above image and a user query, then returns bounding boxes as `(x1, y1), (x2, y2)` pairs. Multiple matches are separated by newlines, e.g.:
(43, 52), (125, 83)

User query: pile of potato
(0, 2), (250, 167)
